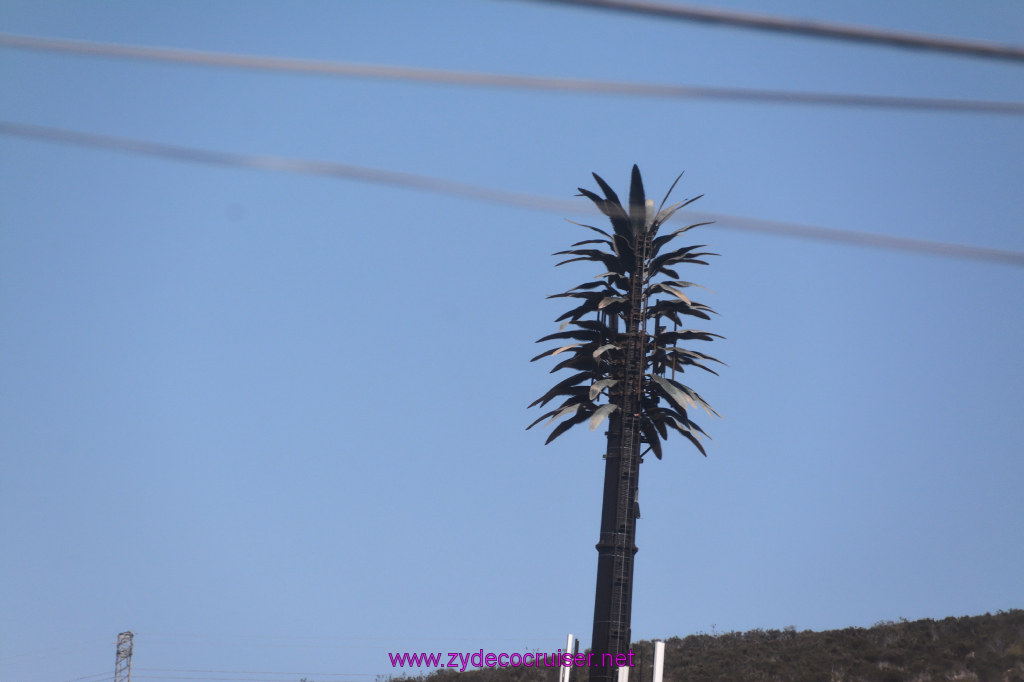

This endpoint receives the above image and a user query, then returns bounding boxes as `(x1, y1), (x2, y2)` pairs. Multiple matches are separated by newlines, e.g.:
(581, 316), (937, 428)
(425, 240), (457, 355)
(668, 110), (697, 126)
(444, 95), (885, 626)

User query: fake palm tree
(528, 166), (722, 682)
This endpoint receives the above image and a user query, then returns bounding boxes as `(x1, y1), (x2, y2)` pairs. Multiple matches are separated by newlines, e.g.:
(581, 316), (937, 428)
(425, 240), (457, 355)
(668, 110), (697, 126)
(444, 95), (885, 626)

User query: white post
(653, 640), (665, 682)
(617, 664), (629, 682)
(560, 634), (574, 682)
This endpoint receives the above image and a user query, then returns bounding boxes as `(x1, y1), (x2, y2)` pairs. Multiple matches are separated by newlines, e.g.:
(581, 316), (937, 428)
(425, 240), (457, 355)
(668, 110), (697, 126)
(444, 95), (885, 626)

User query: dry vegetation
(378, 610), (1024, 682)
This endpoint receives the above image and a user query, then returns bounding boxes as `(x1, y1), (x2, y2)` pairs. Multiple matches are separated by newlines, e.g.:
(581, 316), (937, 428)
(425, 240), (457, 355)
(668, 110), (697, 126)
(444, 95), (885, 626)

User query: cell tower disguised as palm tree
(528, 166), (722, 682)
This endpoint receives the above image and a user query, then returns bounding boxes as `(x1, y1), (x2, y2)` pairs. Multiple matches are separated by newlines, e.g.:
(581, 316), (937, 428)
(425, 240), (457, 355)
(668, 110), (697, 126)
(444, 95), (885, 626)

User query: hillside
(383, 610), (1024, 682)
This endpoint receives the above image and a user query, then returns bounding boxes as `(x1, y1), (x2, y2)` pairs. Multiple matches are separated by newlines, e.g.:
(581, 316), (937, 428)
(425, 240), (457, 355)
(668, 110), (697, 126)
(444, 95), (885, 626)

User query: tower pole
(113, 631), (133, 682)
(527, 167), (720, 682)
(590, 227), (650, 682)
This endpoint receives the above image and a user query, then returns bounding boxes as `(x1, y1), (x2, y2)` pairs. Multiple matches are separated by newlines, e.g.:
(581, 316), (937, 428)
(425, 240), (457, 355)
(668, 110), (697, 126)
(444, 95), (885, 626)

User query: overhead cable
(1, 33), (1022, 115)
(2, 120), (1023, 268)
(523, 0), (1024, 63)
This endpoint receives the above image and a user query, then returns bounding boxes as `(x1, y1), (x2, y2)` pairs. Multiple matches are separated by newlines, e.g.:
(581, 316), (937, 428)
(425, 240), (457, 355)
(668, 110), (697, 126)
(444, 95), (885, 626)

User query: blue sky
(1, 2), (1022, 681)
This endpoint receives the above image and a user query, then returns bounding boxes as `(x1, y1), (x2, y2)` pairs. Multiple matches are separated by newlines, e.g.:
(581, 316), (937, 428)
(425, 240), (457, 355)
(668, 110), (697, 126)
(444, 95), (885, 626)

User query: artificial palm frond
(527, 166), (721, 454)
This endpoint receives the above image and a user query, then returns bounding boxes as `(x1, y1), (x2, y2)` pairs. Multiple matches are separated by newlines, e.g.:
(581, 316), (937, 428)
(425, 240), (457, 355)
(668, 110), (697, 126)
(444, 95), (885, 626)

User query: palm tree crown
(527, 165), (722, 459)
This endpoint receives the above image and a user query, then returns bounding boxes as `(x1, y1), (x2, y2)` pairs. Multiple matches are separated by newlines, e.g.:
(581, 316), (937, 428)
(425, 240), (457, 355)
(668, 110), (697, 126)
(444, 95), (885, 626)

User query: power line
(2, 120), (1022, 268)
(523, 0), (1024, 63)
(1, 33), (1022, 115)
(0, 120), (578, 212)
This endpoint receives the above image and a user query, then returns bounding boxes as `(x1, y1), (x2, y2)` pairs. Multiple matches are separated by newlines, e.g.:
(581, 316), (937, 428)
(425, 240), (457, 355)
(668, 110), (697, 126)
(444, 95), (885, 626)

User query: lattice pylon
(113, 631), (133, 682)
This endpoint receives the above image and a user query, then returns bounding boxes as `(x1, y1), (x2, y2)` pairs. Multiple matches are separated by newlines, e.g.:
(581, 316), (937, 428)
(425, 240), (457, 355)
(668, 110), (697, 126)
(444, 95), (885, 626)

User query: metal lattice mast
(590, 225), (651, 682)
(527, 166), (721, 682)
(113, 631), (133, 682)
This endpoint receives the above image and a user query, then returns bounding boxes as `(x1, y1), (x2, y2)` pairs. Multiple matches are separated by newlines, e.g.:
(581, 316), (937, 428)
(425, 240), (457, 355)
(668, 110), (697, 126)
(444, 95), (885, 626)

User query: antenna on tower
(114, 631), (133, 682)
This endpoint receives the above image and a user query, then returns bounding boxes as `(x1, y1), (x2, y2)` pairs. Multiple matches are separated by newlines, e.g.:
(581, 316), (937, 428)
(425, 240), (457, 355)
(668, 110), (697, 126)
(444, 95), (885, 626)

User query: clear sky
(1, 2), (1022, 682)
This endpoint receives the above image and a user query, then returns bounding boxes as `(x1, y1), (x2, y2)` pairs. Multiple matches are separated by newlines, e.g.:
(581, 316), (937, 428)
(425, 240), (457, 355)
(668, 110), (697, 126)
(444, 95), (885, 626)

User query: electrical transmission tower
(113, 631), (133, 682)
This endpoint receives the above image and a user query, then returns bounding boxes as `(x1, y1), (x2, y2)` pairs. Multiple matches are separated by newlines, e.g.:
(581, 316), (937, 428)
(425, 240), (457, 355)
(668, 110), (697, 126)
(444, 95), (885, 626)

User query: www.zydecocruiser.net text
(389, 650), (636, 672)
